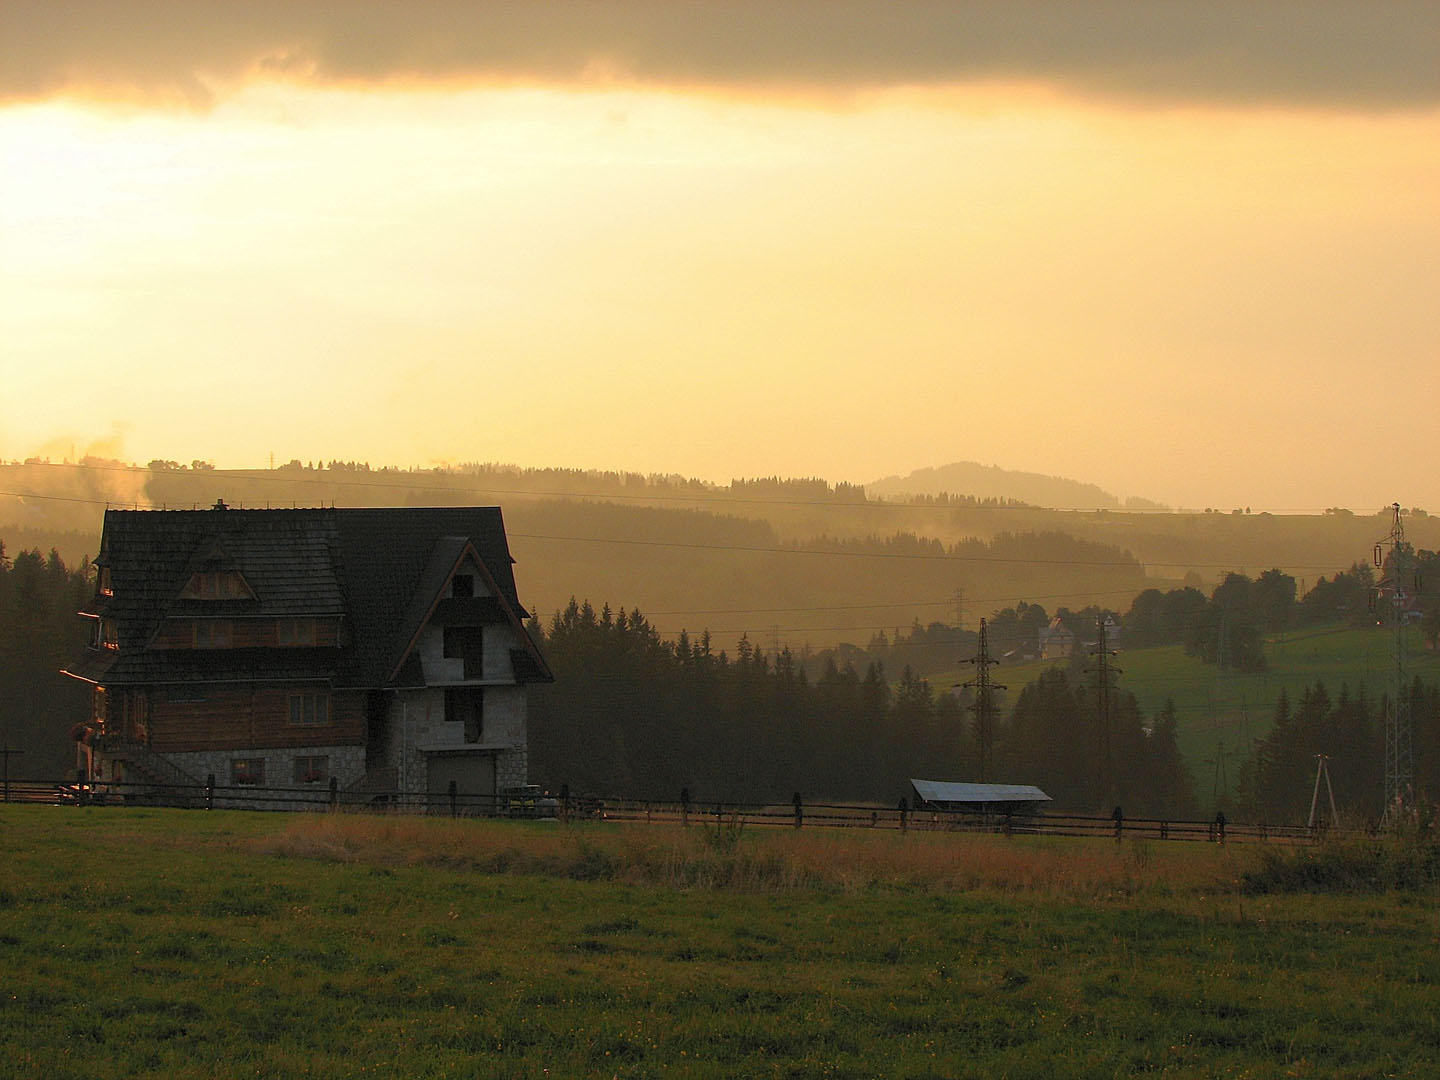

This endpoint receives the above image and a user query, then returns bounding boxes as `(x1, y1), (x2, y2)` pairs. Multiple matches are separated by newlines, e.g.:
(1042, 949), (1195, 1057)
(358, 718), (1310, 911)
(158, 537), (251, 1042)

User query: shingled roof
(71, 505), (547, 689)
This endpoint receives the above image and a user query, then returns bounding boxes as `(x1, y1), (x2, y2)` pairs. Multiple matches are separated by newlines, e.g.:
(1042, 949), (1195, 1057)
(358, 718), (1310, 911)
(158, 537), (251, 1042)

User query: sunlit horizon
(4, 5), (1438, 513)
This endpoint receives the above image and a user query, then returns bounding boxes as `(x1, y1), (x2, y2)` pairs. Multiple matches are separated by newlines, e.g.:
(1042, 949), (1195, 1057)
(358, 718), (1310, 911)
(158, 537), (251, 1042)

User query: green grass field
(4, 807), (1439, 1078)
(932, 624), (1440, 810)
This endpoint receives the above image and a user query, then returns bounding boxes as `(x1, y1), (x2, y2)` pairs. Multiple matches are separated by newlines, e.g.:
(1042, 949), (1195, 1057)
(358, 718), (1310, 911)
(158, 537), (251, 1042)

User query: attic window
(182, 569), (254, 600)
(451, 574), (474, 599)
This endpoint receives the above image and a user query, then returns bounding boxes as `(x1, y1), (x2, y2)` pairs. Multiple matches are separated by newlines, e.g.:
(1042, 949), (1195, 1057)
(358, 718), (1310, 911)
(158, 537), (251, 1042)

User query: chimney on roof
(212, 499), (228, 510)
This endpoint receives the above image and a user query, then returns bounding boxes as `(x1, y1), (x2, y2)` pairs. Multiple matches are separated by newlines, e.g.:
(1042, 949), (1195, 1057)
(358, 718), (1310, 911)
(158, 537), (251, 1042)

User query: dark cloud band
(6, 1), (1438, 109)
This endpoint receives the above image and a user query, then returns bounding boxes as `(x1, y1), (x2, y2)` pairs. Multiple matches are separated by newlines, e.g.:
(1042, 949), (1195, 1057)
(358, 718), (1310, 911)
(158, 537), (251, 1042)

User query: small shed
(910, 779), (1052, 815)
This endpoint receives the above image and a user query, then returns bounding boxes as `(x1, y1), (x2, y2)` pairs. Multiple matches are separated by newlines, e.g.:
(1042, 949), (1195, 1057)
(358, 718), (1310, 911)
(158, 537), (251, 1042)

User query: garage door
(426, 752), (497, 814)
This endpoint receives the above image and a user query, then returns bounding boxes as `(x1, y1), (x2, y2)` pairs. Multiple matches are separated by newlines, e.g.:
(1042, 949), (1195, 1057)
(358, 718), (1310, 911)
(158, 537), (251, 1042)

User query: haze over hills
(5, 458), (1436, 636)
(866, 462), (1166, 510)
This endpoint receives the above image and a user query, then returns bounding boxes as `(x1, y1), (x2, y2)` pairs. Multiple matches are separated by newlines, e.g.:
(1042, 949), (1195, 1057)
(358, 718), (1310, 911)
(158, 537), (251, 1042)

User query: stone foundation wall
(162, 744), (366, 810)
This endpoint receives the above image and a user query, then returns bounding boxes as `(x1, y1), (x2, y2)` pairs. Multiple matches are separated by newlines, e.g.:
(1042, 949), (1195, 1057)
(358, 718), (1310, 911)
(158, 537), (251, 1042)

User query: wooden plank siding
(147, 684), (366, 753)
(150, 617), (342, 650)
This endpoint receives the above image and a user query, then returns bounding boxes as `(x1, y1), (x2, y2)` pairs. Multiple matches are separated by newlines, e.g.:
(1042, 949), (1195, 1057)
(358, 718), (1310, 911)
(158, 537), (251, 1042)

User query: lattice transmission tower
(964, 618), (1005, 782)
(1374, 503), (1415, 821)
(1088, 614), (1121, 801)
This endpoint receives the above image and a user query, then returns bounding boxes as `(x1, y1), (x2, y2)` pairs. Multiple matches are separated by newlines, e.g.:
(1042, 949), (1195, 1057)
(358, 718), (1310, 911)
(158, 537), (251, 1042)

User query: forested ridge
(8, 458), (1436, 655)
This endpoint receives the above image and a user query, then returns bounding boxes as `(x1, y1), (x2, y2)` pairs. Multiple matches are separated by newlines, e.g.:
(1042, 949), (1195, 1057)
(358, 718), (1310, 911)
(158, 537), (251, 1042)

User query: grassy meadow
(4, 807), (1440, 1078)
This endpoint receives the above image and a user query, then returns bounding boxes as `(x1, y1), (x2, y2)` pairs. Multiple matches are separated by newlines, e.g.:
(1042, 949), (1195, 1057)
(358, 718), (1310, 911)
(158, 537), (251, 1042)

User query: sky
(3, 1), (1438, 512)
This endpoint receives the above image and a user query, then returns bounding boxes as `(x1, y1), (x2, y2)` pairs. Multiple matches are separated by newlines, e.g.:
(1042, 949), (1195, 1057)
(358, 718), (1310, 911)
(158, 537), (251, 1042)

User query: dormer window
(181, 569), (254, 600)
(451, 574), (474, 599)
(99, 567), (114, 597)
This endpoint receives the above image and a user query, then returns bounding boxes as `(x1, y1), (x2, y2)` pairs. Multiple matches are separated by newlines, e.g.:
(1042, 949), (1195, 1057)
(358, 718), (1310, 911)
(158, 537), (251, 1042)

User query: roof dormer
(179, 543), (256, 600)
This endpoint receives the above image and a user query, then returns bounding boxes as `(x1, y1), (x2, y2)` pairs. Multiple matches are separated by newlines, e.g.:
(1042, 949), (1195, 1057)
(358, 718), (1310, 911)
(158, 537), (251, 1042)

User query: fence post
(1111, 806), (1124, 843)
(205, 773), (215, 811)
(898, 797), (908, 832)
(328, 776), (338, 810)
(680, 787), (690, 827)
(792, 791), (803, 829)
(560, 783), (570, 825)
(448, 779), (458, 819)
(1160, 821), (1169, 840)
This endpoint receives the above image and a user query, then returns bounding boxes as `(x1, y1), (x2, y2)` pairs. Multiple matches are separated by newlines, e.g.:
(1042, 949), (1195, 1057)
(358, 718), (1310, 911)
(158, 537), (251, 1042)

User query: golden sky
(3, 2), (1438, 511)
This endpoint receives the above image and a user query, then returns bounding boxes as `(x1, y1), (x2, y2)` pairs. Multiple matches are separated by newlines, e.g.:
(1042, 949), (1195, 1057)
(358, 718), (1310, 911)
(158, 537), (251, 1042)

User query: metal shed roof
(910, 779), (1052, 805)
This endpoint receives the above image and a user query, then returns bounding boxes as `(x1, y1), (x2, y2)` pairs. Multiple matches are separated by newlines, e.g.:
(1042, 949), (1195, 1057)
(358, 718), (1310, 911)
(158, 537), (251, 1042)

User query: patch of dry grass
(253, 814), (1260, 898)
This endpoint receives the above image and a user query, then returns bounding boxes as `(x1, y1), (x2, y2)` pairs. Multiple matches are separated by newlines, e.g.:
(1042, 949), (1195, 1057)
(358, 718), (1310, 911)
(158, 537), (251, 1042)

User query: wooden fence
(3, 777), (1319, 845)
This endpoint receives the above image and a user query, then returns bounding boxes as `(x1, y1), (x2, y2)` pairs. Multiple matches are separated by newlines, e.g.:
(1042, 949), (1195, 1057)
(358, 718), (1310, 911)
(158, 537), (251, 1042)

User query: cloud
(6, 1), (1438, 111)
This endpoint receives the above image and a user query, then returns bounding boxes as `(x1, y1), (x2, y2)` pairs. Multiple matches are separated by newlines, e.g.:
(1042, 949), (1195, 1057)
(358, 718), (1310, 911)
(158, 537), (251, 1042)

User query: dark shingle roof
(331, 508), (524, 686)
(72, 505), (545, 688)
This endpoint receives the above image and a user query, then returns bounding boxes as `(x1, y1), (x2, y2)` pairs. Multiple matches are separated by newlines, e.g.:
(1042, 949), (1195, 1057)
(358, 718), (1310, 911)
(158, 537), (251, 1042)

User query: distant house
(1037, 617), (1074, 660)
(64, 504), (552, 807)
(1376, 583), (1424, 626)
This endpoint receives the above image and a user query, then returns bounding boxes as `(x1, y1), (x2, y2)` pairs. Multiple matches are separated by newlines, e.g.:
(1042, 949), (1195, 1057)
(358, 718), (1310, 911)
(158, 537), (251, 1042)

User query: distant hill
(866, 461), (1164, 509)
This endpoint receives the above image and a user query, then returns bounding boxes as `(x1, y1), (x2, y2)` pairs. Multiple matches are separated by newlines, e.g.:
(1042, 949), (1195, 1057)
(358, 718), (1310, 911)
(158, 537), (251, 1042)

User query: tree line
(527, 598), (1197, 817)
(1238, 677), (1440, 825)
(0, 543), (92, 779)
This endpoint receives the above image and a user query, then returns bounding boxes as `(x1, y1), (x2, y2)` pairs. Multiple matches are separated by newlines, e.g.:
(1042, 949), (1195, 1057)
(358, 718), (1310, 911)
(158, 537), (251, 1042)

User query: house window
(98, 618), (119, 650)
(231, 758), (265, 786)
(288, 691), (331, 726)
(451, 574), (474, 599)
(443, 626), (484, 679)
(445, 687), (484, 743)
(99, 567), (114, 597)
(165, 685), (207, 703)
(193, 620), (234, 648)
(277, 617), (317, 646)
(293, 755), (330, 785)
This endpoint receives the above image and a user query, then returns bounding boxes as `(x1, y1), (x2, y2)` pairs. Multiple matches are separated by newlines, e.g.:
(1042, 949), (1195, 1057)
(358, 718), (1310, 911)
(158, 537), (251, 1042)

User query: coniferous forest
(0, 543), (93, 779)
(527, 598), (1198, 816)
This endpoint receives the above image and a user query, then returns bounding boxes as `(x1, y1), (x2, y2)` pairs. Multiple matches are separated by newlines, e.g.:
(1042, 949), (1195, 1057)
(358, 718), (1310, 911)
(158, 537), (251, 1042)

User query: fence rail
(2, 777), (1321, 844)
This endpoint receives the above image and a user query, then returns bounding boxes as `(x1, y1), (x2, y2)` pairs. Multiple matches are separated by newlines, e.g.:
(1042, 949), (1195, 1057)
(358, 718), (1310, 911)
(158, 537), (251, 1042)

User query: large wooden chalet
(64, 503), (552, 806)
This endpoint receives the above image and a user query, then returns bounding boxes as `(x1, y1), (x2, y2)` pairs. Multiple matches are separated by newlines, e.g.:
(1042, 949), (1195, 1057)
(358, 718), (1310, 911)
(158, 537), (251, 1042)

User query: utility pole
(1208, 738), (1231, 810)
(1089, 615), (1121, 799)
(1374, 503), (1414, 821)
(1308, 754), (1339, 831)
(963, 618), (1005, 783)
